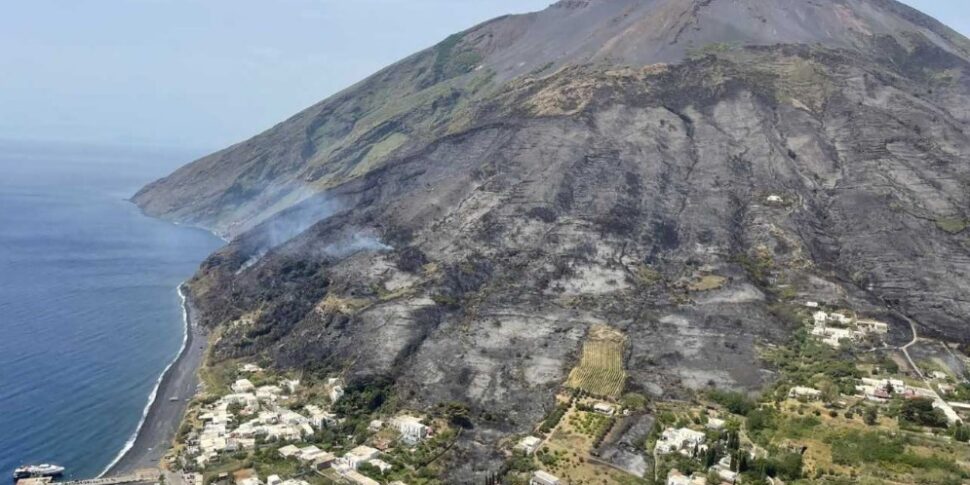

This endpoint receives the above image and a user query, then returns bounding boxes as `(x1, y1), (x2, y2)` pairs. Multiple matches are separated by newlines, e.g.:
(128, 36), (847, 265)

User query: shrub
(899, 398), (948, 428)
(826, 430), (904, 464)
(709, 390), (756, 415)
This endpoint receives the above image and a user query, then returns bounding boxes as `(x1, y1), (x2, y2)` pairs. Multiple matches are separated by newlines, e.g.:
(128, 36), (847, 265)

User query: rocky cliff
(135, 0), (970, 479)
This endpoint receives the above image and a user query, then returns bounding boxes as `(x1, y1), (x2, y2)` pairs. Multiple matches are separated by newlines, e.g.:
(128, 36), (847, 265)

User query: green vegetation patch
(935, 217), (969, 234)
(826, 429), (904, 464)
(565, 325), (627, 399)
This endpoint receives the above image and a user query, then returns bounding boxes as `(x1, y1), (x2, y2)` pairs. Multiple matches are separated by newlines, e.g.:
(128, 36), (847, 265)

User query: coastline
(101, 283), (208, 476)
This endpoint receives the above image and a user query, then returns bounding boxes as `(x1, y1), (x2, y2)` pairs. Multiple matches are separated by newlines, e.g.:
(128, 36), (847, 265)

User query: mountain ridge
(133, 0), (970, 238)
(135, 1), (970, 480)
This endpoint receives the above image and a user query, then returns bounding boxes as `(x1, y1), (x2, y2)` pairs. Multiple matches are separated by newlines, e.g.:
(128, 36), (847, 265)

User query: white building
(930, 371), (949, 380)
(232, 379), (256, 393)
(593, 402), (616, 416)
(278, 409), (310, 425)
(279, 444), (301, 459)
(705, 418), (725, 430)
(368, 419), (384, 432)
(789, 386), (822, 400)
(369, 458), (393, 473)
(857, 319), (889, 334)
(341, 471), (379, 485)
(256, 385), (283, 402)
(329, 385), (345, 403)
(812, 311), (828, 326)
(530, 471), (561, 485)
(339, 445), (381, 470)
(811, 326), (855, 347)
(932, 399), (961, 424)
(667, 469), (707, 485)
(857, 377), (905, 401)
(393, 415), (429, 445)
(282, 379), (300, 394)
(298, 445), (324, 462)
(305, 405), (338, 429)
(515, 436), (542, 455)
(656, 428), (707, 456)
(312, 452), (336, 470)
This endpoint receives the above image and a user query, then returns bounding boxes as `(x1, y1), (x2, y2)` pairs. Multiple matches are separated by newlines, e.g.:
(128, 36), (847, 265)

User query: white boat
(13, 464), (65, 480)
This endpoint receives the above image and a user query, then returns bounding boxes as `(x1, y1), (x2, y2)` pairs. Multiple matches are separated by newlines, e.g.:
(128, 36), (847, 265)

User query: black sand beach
(105, 286), (207, 475)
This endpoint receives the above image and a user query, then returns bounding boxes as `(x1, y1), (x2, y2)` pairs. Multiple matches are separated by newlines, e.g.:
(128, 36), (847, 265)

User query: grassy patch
(633, 264), (662, 287)
(688, 274), (727, 291)
(935, 217), (968, 234)
(350, 132), (409, 178)
(565, 325), (627, 399)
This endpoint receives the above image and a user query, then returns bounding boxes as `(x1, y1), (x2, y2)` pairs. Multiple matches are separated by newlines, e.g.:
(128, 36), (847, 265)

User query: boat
(12, 464), (65, 480)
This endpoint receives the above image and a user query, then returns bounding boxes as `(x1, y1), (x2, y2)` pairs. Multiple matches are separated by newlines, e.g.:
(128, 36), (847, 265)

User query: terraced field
(566, 325), (627, 399)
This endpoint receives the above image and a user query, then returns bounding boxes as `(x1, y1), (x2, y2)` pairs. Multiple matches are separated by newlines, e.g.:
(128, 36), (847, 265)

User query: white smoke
(322, 232), (393, 259)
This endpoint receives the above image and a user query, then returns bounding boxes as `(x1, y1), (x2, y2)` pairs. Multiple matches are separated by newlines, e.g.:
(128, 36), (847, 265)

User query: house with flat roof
(338, 445), (381, 470)
(278, 444), (300, 459)
(593, 402), (616, 416)
(330, 385), (345, 403)
(705, 417), (725, 430)
(656, 428), (707, 456)
(312, 452), (336, 470)
(789, 386), (822, 400)
(666, 469), (707, 485)
(297, 445), (323, 462)
(232, 379), (255, 393)
(369, 458), (393, 473)
(515, 435), (542, 455)
(530, 470), (561, 485)
(341, 471), (379, 485)
(393, 415), (429, 445)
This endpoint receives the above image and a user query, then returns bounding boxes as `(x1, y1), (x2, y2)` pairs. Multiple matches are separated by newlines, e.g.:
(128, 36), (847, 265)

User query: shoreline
(101, 282), (208, 476)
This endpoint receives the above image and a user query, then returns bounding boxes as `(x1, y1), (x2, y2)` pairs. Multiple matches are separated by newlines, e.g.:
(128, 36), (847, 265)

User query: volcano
(134, 0), (970, 479)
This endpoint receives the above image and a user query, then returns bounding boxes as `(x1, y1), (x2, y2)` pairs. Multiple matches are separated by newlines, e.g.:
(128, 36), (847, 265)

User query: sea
(0, 141), (223, 479)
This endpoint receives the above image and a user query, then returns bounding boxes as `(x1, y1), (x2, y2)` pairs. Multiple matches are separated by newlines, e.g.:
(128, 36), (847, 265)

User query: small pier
(18, 470), (159, 485)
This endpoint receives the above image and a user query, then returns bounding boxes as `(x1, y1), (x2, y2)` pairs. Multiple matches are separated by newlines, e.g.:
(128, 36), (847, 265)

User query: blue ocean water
(0, 142), (223, 479)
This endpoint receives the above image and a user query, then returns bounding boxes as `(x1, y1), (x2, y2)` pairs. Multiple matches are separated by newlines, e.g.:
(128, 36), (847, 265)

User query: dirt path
(892, 309), (946, 404)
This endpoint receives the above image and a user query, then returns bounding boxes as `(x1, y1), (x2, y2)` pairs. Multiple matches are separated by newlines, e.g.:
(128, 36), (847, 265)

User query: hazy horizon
(2, 0), (968, 152)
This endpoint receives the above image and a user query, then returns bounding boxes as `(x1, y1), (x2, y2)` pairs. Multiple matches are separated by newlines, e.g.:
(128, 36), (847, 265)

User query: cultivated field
(566, 324), (627, 399)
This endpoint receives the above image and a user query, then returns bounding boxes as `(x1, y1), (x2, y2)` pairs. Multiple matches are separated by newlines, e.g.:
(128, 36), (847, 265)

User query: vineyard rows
(566, 336), (626, 399)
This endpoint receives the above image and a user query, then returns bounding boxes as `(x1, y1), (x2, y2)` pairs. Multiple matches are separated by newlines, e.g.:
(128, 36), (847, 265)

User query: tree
(818, 379), (840, 403)
(442, 401), (474, 428)
(621, 392), (648, 411)
(899, 398), (948, 428)
(704, 446), (718, 467)
(746, 408), (775, 432)
(951, 422), (970, 442)
(864, 406), (878, 425)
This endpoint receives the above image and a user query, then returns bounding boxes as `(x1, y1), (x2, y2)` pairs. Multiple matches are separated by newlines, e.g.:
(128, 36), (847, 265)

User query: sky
(1, 0), (967, 151)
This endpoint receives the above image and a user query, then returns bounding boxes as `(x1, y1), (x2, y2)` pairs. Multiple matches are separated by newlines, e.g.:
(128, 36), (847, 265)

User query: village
(161, 302), (970, 485)
(166, 362), (444, 485)
(497, 306), (970, 485)
(640, 301), (970, 485)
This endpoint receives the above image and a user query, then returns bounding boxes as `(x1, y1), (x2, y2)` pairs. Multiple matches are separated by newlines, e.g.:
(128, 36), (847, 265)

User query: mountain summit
(136, 0), (970, 479)
(134, 0), (969, 237)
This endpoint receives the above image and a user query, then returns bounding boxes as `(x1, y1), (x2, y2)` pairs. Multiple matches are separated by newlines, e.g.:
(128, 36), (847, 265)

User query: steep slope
(136, 0), (970, 480)
(133, 0), (970, 238)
